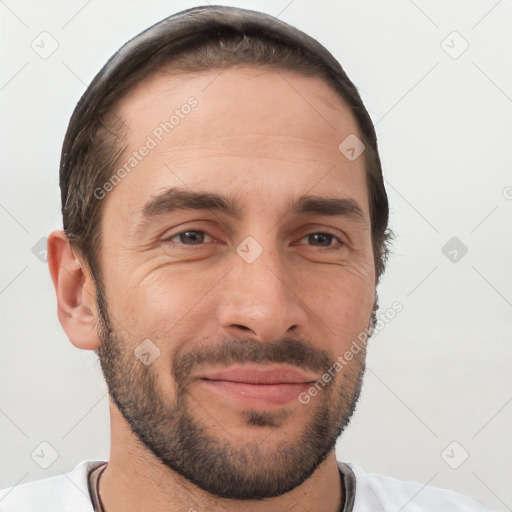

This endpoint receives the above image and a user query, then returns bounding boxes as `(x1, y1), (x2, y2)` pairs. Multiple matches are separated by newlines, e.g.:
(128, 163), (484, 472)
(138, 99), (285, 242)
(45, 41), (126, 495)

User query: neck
(99, 409), (343, 512)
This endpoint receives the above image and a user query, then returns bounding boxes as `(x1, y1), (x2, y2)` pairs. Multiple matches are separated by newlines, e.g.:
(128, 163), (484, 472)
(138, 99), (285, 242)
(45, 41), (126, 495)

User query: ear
(47, 230), (101, 351)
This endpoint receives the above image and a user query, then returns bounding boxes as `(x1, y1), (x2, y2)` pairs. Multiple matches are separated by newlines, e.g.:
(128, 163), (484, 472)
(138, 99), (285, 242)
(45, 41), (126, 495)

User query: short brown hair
(60, 4), (393, 292)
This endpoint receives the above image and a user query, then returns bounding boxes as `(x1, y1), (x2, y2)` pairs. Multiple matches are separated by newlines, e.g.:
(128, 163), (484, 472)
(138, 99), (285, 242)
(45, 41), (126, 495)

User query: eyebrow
(134, 186), (369, 235)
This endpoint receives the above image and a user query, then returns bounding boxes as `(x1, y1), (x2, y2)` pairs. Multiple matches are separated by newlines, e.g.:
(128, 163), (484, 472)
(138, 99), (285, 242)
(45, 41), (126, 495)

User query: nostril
(234, 324), (250, 330)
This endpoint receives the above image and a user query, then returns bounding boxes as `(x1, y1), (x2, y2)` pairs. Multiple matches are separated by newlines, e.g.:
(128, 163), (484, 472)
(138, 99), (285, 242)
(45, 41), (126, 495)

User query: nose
(216, 242), (308, 342)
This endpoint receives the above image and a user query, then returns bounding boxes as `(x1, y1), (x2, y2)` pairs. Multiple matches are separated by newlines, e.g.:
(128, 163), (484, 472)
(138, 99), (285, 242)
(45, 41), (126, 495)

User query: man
(0, 5), (494, 511)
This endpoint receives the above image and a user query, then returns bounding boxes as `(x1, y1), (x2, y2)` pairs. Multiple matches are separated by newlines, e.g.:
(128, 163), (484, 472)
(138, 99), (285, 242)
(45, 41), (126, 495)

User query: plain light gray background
(1, 0), (511, 510)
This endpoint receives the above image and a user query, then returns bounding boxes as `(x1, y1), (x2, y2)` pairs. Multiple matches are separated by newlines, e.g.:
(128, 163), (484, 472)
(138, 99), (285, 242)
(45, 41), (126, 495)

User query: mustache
(172, 337), (334, 383)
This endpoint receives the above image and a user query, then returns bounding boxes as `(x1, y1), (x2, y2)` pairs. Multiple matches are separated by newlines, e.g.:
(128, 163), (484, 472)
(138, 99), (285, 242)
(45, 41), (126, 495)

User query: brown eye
(298, 232), (344, 249)
(165, 230), (213, 245)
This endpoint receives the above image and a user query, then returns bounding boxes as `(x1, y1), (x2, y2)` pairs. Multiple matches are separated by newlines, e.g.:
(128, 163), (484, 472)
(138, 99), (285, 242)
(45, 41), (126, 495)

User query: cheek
(105, 240), (374, 354)
(298, 267), (374, 342)
(112, 266), (219, 345)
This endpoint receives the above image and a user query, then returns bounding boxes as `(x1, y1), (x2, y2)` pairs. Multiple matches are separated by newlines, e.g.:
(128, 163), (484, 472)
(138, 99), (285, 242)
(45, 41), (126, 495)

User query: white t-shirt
(0, 459), (494, 511)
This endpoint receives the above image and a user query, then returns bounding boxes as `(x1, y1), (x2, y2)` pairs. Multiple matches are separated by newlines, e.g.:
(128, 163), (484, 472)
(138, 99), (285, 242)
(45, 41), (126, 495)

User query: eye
(165, 230), (214, 246)
(298, 232), (344, 249)
(162, 229), (345, 250)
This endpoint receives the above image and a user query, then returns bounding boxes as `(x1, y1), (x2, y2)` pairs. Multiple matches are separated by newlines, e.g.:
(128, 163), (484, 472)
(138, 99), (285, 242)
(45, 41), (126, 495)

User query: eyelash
(163, 229), (345, 251)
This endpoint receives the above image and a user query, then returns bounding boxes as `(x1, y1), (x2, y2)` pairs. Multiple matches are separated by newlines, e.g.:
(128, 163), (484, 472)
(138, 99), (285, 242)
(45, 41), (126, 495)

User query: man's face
(94, 66), (375, 499)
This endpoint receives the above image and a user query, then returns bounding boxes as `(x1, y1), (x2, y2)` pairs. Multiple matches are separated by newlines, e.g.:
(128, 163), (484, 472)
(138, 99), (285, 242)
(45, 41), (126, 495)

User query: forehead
(105, 65), (369, 229)
(116, 65), (362, 157)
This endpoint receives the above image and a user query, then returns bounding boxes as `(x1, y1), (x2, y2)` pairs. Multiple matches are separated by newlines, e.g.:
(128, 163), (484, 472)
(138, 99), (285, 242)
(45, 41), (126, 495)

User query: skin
(48, 66), (376, 512)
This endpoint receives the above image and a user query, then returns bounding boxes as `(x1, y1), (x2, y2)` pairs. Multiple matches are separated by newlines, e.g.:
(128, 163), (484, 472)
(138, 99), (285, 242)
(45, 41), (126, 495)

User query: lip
(197, 365), (318, 385)
(199, 379), (312, 406)
(195, 365), (318, 407)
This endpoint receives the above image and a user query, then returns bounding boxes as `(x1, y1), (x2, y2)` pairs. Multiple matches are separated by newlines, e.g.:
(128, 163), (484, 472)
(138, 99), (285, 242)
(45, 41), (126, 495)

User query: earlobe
(47, 230), (101, 351)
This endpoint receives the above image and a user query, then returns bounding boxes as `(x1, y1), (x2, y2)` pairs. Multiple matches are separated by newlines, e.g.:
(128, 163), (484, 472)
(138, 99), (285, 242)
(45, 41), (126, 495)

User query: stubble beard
(94, 288), (369, 500)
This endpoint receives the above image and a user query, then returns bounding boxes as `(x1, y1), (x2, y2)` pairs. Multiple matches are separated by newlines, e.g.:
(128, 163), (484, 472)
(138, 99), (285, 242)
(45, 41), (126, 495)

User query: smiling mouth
(195, 365), (318, 407)
(199, 379), (313, 406)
